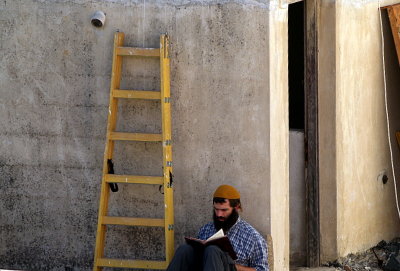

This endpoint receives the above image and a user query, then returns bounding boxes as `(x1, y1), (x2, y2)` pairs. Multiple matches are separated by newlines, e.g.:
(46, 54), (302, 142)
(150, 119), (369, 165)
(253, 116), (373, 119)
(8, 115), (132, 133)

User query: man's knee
(204, 245), (223, 256)
(167, 244), (198, 271)
(175, 244), (196, 257)
(203, 245), (234, 270)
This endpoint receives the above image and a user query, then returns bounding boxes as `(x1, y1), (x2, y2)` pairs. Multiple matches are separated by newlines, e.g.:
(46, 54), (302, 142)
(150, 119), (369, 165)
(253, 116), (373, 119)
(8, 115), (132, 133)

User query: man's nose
(216, 210), (223, 217)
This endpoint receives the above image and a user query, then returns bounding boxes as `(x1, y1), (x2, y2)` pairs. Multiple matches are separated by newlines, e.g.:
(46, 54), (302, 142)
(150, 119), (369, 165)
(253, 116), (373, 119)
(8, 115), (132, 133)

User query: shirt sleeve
(197, 223), (215, 240)
(249, 235), (269, 271)
(197, 225), (207, 240)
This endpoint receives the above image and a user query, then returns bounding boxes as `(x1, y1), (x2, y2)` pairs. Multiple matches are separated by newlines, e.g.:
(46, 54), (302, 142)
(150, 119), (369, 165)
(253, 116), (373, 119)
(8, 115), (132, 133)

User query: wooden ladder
(93, 32), (174, 270)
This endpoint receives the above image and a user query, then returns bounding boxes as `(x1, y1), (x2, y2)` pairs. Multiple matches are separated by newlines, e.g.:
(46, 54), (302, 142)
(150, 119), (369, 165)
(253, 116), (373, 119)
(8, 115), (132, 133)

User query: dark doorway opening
(289, 1), (305, 130)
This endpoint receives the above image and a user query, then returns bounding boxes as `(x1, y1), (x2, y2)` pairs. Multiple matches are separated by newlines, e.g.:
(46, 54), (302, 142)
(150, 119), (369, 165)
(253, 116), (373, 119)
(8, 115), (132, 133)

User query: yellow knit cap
(213, 185), (240, 200)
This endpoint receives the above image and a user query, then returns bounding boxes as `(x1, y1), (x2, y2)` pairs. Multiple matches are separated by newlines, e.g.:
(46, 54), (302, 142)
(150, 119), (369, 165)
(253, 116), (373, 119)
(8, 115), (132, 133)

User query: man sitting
(167, 184), (268, 271)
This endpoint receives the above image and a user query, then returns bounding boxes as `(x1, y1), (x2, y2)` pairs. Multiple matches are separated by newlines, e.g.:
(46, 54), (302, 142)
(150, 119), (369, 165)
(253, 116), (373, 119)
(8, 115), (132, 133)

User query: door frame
(304, 0), (320, 267)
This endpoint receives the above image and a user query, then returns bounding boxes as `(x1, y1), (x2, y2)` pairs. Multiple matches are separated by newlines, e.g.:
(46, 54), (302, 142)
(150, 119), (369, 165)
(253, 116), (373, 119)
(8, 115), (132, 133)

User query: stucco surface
(269, 5), (289, 270)
(318, 0), (400, 263)
(0, 0), (289, 270)
(335, 0), (400, 258)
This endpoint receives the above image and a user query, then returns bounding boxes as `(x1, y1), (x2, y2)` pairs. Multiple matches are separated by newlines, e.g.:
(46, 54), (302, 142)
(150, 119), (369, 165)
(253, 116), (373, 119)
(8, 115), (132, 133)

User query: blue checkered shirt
(197, 217), (268, 271)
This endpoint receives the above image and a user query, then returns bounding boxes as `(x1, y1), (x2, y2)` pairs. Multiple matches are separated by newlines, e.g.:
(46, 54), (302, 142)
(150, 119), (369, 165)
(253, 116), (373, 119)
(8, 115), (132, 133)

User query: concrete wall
(318, 0), (400, 262)
(320, 0), (400, 260)
(289, 130), (306, 266)
(0, 0), (290, 270)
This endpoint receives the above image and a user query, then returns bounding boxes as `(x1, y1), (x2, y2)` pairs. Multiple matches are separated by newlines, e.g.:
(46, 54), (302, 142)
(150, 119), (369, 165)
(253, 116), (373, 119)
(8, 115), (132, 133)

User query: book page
(206, 228), (224, 242)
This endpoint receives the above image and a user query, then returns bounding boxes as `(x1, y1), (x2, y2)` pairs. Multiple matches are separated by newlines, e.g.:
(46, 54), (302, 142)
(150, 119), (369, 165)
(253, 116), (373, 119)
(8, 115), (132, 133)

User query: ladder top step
(116, 47), (160, 57)
(101, 216), (165, 227)
(109, 132), (162, 142)
(96, 258), (168, 269)
(105, 174), (163, 185)
(112, 89), (161, 100)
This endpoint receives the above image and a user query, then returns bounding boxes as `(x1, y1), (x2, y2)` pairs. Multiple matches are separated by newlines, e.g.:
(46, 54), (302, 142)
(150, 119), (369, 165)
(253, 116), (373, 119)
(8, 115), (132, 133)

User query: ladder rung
(105, 174), (163, 185)
(97, 258), (167, 269)
(109, 132), (162, 142)
(116, 47), (160, 57)
(102, 216), (165, 227)
(113, 89), (161, 100)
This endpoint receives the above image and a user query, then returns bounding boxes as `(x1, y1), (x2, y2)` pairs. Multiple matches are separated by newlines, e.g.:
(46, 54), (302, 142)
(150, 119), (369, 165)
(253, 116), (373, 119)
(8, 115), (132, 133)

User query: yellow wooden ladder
(93, 31), (174, 270)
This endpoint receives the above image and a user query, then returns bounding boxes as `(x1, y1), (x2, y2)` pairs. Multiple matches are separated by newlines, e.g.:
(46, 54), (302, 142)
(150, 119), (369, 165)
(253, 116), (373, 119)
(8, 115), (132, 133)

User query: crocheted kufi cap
(213, 185), (240, 200)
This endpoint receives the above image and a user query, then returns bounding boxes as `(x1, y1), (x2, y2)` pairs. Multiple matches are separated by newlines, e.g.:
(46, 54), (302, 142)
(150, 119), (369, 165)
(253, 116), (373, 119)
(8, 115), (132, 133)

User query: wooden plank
(101, 216), (165, 227)
(305, 0), (320, 267)
(380, 3), (400, 9)
(97, 258), (167, 269)
(105, 174), (163, 185)
(396, 132), (400, 149)
(116, 47), (160, 57)
(387, 6), (400, 65)
(112, 89), (161, 100)
(109, 132), (162, 142)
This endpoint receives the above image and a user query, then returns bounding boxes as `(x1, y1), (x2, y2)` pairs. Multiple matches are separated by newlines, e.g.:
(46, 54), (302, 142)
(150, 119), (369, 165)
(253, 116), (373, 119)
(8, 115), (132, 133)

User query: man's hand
(235, 264), (256, 271)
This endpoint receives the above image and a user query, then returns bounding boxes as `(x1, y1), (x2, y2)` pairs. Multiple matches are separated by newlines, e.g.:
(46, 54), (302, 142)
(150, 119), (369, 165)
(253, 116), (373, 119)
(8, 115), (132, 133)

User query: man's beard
(213, 209), (239, 233)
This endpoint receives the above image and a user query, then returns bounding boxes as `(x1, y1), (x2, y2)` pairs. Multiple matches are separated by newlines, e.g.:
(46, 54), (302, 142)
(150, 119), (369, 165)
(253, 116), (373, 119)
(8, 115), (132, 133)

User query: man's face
(213, 199), (234, 222)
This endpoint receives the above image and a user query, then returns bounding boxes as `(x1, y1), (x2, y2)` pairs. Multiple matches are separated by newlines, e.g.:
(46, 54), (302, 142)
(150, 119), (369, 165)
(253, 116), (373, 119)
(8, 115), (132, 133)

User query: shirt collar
(226, 216), (241, 234)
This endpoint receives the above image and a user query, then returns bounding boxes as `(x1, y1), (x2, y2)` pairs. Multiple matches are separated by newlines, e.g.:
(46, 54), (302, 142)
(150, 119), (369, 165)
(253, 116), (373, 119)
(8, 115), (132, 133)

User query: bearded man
(166, 185), (268, 271)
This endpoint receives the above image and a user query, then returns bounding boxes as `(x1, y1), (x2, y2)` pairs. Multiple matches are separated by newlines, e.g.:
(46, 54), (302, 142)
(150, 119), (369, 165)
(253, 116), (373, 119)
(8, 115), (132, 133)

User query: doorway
(288, 0), (320, 267)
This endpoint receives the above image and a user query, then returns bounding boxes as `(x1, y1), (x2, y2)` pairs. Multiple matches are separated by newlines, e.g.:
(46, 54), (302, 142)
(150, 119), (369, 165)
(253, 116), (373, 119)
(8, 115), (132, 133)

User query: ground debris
(323, 238), (400, 271)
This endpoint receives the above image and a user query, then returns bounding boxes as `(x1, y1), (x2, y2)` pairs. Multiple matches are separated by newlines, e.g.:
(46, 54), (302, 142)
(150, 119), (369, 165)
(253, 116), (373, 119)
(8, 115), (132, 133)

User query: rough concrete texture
(0, 0), (290, 270)
(333, 0), (400, 259)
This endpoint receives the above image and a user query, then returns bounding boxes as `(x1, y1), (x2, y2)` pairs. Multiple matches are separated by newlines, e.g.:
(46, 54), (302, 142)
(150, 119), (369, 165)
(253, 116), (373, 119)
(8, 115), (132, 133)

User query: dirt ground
(292, 238), (400, 271)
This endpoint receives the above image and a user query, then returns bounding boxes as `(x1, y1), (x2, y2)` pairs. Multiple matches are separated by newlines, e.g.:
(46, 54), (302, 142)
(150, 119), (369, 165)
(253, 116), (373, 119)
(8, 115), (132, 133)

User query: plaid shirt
(197, 217), (269, 271)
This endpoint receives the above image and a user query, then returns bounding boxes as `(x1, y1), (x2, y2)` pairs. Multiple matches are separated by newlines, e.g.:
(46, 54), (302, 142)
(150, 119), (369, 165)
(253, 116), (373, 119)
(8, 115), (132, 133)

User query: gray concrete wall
(289, 130), (306, 266)
(0, 0), (291, 270)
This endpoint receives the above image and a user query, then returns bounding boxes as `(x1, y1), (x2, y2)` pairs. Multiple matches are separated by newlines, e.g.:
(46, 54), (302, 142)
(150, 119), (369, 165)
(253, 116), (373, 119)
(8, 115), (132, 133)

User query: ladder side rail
(160, 34), (175, 264)
(93, 32), (125, 271)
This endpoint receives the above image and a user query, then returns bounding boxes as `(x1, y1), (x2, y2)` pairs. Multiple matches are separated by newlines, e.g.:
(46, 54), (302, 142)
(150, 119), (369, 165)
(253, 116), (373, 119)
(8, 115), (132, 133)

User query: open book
(184, 229), (237, 260)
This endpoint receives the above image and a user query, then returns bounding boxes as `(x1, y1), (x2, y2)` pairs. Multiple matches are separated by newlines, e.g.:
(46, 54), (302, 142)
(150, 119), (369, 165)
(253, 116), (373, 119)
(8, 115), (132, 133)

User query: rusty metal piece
(372, 247), (384, 267)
